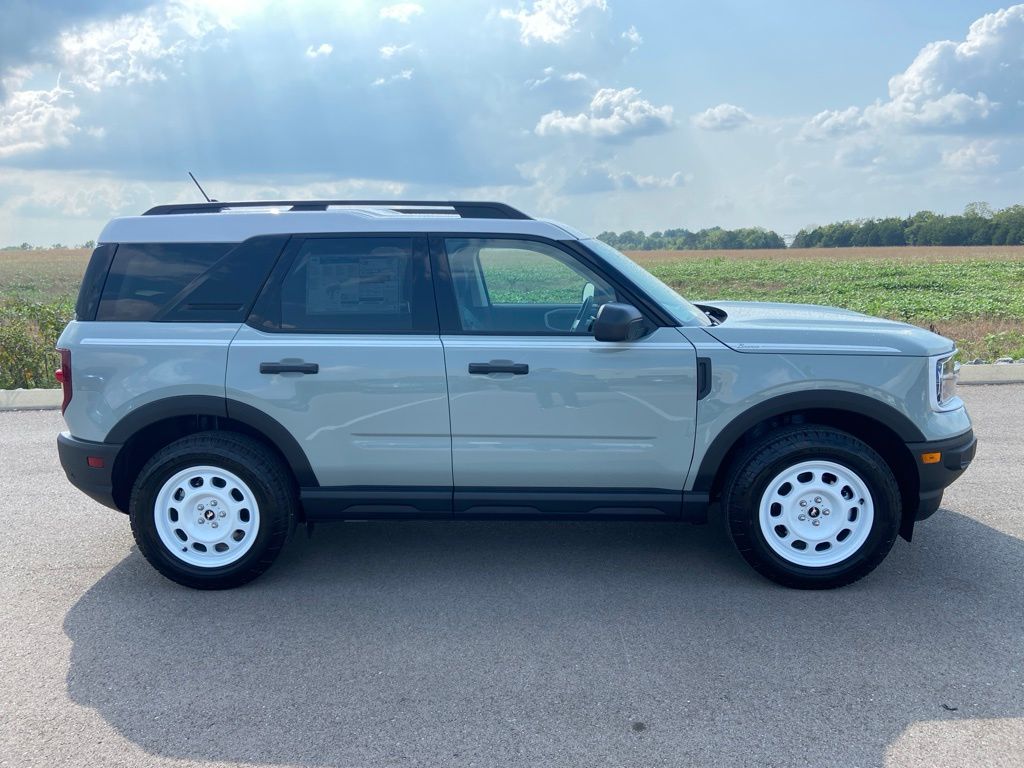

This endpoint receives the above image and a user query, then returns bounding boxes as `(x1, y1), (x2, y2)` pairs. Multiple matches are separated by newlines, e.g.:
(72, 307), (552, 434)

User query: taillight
(56, 348), (72, 415)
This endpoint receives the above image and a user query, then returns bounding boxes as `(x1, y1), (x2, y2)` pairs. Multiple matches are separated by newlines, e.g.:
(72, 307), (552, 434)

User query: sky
(1, 0), (1023, 245)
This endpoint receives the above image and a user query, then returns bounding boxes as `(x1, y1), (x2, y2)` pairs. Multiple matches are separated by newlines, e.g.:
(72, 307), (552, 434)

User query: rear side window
(97, 243), (233, 321)
(271, 236), (436, 333)
(157, 237), (286, 323)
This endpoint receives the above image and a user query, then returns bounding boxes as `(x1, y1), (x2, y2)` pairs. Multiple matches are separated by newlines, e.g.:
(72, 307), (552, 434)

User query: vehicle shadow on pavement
(63, 511), (1024, 768)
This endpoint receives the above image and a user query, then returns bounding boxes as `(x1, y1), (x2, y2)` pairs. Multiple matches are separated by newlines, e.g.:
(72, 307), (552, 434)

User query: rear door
(431, 235), (698, 517)
(227, 234), (452, 511)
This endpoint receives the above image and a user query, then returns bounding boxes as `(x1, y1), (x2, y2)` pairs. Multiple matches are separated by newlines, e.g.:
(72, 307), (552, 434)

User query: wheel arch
(107, 396), (316, 512)
(695, 391), (922, 539)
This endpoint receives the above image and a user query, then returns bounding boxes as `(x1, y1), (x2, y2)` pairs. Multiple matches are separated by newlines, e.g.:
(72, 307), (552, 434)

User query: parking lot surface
(1, 386), (1022, 768)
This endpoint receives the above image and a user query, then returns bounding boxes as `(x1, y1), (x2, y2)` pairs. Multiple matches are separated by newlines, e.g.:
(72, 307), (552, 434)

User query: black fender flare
(105, 395), (318, 487)
(691, 389), (926, 493)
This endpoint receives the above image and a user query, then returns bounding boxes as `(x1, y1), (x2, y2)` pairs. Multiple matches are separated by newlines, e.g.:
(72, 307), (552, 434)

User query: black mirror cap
(593, 302), (645, 342)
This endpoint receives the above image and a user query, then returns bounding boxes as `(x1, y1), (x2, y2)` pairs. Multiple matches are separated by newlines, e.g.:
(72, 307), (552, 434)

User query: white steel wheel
(153, 465), (261, 568)
(758, 459), (874, 568)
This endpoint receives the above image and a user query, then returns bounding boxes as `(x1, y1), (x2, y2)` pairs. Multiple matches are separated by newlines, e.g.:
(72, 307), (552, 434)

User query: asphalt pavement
(1, 386), (1022, 768)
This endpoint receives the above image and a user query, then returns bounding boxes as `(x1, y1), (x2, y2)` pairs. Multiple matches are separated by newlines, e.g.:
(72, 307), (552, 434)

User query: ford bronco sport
(56, 200), (976, 589)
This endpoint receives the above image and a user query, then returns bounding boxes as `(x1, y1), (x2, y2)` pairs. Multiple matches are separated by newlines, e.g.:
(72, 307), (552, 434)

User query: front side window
(444, 238), (617, 334)
(278, 237), (435, 333)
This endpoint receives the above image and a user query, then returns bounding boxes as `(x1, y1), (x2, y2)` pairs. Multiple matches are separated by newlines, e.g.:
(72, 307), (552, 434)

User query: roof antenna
(188, 171), (217, 203)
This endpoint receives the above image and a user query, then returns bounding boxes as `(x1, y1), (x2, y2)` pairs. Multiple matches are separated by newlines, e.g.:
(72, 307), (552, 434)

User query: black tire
(129, 432), (297, 589)
(722, 425), (901, 589)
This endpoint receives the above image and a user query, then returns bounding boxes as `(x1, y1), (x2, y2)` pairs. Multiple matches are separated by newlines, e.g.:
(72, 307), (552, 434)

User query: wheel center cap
(203, 509), (215, 521)
(808, 506), (821, 518)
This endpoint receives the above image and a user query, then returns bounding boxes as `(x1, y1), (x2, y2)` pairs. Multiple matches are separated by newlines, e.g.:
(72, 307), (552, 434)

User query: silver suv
(56, 200), (976, 590)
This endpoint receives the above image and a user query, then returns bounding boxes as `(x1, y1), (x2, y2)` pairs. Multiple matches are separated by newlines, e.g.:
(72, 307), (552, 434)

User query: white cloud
(57, 3), (226, 92)
(692, 103), (752, 131)
(500, 0), (608, 45)
(802, 4), (1024, 138)
(379, 3), (424, 23)
(379, 43), (412, 59)
(536, 87), (673, 141)
(305, 43), (333, 58)
(372, 69), (414, 86)
(801, 106), (867, 140)
(622, 24), (642, 47)
(526, 67), (591, 89)
(0, 82), (80, 158)
(571, 166), (685, 193)
(942, 140), (1000, 172)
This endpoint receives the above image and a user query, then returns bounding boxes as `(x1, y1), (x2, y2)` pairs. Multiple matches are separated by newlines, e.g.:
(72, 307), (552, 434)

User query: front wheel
(723, 426), (901, 589)
(129, 432), (297, 589)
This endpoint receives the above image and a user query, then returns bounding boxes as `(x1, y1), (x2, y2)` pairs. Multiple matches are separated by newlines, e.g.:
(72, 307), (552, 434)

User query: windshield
(582, 239), (710, 326)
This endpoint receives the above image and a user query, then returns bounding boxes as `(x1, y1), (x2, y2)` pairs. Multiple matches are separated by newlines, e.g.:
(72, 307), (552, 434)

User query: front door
(431, 236), (698, 517)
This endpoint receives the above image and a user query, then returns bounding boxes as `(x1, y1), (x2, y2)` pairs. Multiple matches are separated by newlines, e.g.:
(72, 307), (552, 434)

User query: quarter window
(97, 243), (233, 321)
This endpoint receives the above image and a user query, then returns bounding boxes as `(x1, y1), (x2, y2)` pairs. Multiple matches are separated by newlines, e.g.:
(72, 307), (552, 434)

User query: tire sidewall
(130, 448), (284, 585)
(729, 439), (900, 584)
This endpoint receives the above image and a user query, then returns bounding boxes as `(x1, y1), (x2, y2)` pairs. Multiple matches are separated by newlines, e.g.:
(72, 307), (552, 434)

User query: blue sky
(1, 0), (1022, 244)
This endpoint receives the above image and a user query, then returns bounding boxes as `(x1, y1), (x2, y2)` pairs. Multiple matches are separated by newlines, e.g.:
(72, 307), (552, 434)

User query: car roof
(98, 202), (589, 244)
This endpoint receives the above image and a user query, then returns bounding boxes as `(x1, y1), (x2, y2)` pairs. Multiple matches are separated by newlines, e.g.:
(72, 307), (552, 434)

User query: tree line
(596, 226), (786, 251)
(595, 202), (1024, 250)
(791, 203), (1024, 247)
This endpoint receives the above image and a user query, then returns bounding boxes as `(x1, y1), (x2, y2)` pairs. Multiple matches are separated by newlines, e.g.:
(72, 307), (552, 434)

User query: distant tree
(964, 201), (993, 219)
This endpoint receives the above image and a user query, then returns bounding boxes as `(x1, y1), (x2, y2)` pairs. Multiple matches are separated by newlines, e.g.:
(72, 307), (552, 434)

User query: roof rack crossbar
(142, 200), (531, 220)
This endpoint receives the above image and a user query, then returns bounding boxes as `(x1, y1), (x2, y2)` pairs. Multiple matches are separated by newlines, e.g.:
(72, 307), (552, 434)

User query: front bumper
(905, 428), (976, 521)
(57, 432), (123, 512)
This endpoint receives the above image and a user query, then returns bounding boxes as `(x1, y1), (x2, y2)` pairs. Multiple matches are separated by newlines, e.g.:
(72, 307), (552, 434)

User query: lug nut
(812, 520), (820, 527)
(823, 509), (830, 516)
(198, 504), (205, 511)
(210, 500), (217, 507)
(798, 514), (806, 521)
(211, 522), (219, 529)
(218, 510), (226, 518)
(800, 500), (807, 507)
(198, 518), (205, 525)
(814, 497), (822, 504)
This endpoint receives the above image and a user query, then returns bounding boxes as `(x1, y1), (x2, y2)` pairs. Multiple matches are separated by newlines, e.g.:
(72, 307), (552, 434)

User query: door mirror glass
(593, 302), (645, 342)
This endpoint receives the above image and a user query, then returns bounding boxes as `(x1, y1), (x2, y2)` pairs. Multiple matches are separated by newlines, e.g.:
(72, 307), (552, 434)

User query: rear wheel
(129, 432), (296, 589)
(723, 426), (900, 589)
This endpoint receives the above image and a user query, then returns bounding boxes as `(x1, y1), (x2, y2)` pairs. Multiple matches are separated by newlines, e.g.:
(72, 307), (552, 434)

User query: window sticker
(305, 253), (405, 315)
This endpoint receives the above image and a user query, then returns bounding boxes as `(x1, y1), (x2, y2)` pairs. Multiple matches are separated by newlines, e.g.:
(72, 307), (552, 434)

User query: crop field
(2, 245), (1023, 389)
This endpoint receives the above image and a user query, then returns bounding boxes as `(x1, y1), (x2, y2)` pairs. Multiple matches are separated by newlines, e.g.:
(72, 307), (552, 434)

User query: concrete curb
(958, 364), (1024, 385)
(0, 388), (62, 411)
(0, 364), (1021, 411)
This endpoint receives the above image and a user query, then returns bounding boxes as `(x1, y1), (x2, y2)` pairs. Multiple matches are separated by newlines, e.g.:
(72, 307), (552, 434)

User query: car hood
(698, 300), (954, 357)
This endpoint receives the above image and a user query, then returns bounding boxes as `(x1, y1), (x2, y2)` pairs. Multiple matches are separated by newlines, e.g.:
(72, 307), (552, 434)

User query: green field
(2, 246), (1023, 389)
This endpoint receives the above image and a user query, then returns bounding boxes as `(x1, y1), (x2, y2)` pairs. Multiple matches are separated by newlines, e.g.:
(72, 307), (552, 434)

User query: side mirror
(593, 302), (644, 342)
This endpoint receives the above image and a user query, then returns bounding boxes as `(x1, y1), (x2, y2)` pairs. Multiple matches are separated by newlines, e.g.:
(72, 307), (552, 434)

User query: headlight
(931, 353), (960, 411)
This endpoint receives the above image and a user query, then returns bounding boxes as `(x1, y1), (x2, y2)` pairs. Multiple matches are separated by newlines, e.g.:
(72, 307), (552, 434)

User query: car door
(226, 233), (452, 515)
(430, 235), (698, 518)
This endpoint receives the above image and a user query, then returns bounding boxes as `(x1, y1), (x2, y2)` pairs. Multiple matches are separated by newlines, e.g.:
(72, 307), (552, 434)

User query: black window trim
(427, 232), (675, 336)
(246, 232), (439, 335)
